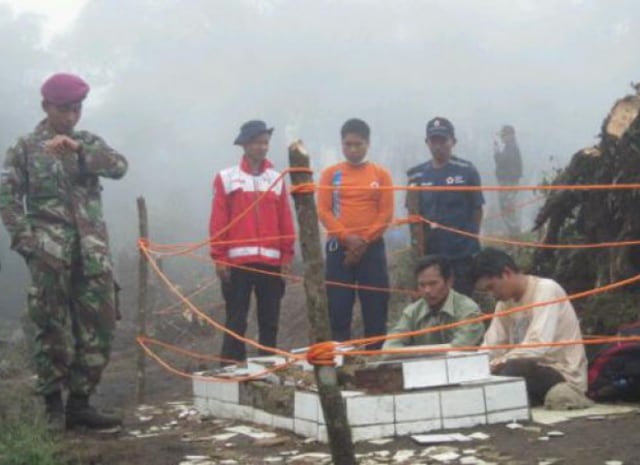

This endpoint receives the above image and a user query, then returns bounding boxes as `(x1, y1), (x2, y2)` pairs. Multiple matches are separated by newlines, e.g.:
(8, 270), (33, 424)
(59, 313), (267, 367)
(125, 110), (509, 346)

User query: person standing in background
(318, 118), (394, 349)
(407, 117), (484, 297)
(494, 125), (523, 237)
(209, 120), (295, 364)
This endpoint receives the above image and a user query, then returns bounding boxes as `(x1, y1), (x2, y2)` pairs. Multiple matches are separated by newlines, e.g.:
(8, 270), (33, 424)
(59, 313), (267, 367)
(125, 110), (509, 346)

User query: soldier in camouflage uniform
(0, 73), (127, 430)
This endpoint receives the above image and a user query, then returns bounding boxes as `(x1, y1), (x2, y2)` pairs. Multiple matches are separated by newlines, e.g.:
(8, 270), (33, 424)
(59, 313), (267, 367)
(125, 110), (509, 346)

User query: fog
(1, 0), (639, 321)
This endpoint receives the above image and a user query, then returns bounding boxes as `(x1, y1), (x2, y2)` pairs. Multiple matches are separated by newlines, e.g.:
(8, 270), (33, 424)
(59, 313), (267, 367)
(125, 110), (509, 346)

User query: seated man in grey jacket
(383, 255), (485, 350)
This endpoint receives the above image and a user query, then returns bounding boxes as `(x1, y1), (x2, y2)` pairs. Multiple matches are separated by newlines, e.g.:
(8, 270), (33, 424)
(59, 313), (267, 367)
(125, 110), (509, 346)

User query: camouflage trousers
(25, 256), (116, 396)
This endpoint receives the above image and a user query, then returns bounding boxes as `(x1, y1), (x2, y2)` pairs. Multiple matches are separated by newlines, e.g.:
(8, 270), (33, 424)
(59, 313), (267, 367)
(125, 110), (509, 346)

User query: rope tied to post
(138, 237), (150, 249)
(290, 183), (316, 194)
(306, 341), (338, 366)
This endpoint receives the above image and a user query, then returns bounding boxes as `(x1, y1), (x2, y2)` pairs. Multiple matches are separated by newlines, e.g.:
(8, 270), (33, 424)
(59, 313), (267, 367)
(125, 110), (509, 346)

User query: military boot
(65, 393), (122, 430)
(44, 391), (65, 432)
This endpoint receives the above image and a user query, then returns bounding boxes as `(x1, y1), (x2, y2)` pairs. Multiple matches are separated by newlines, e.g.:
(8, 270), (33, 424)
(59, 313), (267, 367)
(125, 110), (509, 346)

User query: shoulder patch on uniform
(407, 161), (428, 176)
(449, 157), (472, 168)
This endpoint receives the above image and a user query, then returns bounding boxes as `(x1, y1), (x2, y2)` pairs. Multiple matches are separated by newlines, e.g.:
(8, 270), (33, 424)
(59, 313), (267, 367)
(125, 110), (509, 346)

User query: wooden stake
(288, 141), (356, 465)
(136, 196), (149, 405)
(407, 189), (425, 257)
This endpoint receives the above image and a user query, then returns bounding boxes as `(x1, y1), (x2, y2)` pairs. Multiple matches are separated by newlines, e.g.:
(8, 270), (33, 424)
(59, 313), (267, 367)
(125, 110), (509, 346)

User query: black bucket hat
(234, 120), (274, 145)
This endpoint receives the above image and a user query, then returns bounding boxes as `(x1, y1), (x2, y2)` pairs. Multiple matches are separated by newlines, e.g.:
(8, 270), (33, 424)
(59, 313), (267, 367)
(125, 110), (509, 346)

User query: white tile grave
(192, 351), (530, 442)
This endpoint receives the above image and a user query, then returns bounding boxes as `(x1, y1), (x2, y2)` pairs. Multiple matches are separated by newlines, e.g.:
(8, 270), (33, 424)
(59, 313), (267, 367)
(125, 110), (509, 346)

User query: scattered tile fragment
(460, 457), (481, 465)
(212, 433), (237, 441)
(412, 433), (472, 444)
(420, 446), (459, 457)
(289, 452), (331, 460)
(392, 449), (415, 462)
(166, 400), (190, 406)
(131, 432), (160, 439)
(368, 438), (394, 445)
(431, 451), (461, 462)
(521, 426), (542, 433)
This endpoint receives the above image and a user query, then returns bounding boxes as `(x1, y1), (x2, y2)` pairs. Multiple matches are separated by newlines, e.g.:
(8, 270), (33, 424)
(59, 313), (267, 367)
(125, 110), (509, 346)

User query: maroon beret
(41, 73), (90, 105)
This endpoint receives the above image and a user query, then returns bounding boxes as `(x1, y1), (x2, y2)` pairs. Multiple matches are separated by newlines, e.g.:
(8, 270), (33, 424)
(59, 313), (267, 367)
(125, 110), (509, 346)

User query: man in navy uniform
(407, 117), (484, 297)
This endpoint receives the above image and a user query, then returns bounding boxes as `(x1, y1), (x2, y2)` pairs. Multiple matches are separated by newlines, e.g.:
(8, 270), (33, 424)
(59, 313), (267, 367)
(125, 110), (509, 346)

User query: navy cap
(426, 117), (455, 140)
(234, 120), (274, 145)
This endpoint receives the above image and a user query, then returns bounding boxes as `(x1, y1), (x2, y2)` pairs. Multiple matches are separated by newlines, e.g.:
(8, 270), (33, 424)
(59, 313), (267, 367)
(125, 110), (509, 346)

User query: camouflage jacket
(0, 120), (128, 276)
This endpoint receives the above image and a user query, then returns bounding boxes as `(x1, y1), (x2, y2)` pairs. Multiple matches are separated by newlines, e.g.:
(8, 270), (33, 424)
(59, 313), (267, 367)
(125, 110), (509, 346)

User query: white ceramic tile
(272, 415), (294, 431)
(351, 423), (395, 442)
(294, 418), (318, 438)
(294, 391), (320, 422)
(253, 409), (274, 427)
(487, 408), (530, 424)
(394, 391), (441, 423)
(395, 419), (442, 436)
(484, 379), (528, 411)
(446, 352), (490, 384)
(441, 386), (485, 418)
(402, 358), (448, 389)
(442, 414), (487, 429)
(346, 395), (395, 426)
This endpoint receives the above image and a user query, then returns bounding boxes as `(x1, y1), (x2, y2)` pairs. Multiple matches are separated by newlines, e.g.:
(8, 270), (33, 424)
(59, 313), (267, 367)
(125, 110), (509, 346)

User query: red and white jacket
(209, 156), (295, 267)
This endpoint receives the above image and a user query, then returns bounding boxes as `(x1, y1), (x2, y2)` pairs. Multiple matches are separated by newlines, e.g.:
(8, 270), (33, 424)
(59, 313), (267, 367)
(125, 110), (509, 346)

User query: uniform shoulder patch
(406, 161), (428, 177)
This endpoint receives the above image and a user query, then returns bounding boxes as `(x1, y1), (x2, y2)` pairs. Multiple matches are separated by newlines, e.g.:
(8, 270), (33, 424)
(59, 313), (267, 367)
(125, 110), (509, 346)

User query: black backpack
(588, 322), (640, 401)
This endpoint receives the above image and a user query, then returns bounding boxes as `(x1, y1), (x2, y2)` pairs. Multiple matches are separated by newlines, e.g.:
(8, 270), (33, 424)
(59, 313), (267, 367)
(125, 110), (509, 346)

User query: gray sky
(0, 0), (639, 319)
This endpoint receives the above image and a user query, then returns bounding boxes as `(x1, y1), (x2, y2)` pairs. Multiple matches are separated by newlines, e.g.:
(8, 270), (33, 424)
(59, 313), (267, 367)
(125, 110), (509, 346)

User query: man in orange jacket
(209, 120), (295, 363)
(318, 118), (394, 349)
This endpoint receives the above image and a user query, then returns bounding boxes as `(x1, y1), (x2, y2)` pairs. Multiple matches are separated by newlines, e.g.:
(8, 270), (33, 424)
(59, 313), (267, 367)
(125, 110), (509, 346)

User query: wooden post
(406, 189), (425, 257)
(288, 141), (356, 465)
(136, 196), (149, 405)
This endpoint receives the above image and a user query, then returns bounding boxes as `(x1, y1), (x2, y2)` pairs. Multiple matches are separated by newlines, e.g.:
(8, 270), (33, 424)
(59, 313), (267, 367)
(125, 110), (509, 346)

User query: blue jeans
(325, 239), (389, 350)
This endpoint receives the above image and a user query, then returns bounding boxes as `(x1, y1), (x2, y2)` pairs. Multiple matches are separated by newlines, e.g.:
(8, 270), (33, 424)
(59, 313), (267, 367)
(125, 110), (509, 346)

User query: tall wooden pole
(136, 196), (149, 405)
(406, 189), (425, 257)
(288, 141), (356, 465)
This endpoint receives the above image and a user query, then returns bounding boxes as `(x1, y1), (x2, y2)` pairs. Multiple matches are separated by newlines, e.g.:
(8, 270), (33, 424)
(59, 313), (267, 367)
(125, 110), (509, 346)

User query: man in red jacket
(209, 120), (295, 363)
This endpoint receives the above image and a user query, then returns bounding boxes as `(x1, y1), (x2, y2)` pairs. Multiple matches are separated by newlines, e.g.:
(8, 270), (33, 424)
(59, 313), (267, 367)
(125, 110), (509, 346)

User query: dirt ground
(62, 325), (640, 465)
(4, 280), (639, 465)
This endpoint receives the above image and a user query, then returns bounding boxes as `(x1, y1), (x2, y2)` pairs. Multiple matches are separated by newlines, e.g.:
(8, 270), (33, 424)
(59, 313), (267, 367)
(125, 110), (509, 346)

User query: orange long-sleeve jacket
(317, 161), (394, 243)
